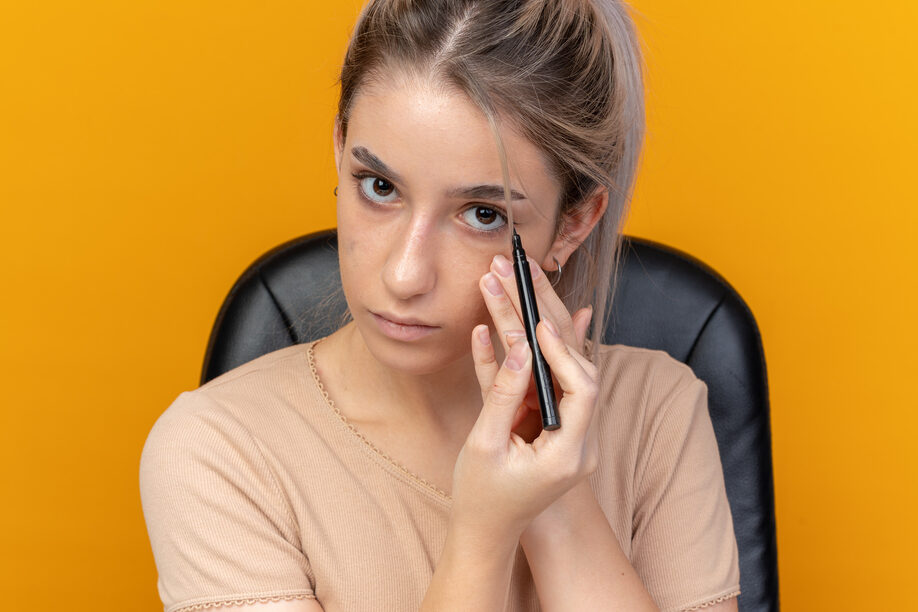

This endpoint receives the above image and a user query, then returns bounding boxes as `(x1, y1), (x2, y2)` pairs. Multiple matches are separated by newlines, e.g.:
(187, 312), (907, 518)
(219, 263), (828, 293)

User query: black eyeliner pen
(511, 228), (561, 430)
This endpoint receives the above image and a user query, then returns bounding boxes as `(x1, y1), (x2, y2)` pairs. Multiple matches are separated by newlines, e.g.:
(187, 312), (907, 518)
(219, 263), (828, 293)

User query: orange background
(1, 1), (915, 609)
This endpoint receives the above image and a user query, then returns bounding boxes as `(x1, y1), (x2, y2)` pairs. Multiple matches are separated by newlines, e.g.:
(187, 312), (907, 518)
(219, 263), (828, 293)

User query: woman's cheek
(461, 270), (493, 323)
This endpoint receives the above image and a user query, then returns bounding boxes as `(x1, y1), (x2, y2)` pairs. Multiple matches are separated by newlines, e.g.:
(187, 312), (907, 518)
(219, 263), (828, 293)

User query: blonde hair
(336, 0), (646, 364)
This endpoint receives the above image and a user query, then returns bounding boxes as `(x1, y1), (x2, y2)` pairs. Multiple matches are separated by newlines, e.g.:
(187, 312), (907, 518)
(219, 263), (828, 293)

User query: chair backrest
(201, 228), (779, 612)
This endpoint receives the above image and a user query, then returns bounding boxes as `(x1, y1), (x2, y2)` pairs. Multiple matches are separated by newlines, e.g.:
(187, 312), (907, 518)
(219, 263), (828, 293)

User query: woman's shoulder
(586, 339), (709, 440)
(589, 339), (702, 392)
(139, 345), (320, 612)
(197, 341), (317, 395)
(142, 341), (324, 459)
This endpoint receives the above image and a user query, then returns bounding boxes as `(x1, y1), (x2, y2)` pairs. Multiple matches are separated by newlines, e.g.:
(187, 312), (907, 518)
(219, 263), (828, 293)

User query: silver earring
(551, 256), (563, 287)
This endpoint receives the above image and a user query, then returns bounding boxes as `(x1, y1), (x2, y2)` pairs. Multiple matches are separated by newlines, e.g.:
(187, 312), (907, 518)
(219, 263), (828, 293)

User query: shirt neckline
(302, 337), (454, 506)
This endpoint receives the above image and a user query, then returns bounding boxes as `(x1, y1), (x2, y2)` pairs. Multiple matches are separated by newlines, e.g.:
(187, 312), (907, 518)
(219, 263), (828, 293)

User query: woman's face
(333, 72), (563, 375)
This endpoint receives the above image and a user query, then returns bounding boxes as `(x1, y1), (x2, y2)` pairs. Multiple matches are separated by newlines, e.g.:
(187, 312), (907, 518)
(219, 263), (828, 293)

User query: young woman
(140, 1), (741, 611)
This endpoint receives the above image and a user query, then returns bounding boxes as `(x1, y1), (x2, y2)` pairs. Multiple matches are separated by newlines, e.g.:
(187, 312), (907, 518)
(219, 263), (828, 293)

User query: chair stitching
(685, 293), (727, 366)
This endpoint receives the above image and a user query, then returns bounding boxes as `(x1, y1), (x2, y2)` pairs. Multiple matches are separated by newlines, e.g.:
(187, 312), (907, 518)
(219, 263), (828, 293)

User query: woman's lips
(371, 312), (439, 341)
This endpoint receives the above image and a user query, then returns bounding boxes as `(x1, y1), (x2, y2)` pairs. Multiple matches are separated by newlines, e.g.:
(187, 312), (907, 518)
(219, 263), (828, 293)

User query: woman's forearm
(420, 521), (521, 611)
(519, 480), (659, 612)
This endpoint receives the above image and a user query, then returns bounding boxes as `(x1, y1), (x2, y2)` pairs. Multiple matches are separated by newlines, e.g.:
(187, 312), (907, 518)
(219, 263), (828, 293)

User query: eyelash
(349, 171), (510, 237)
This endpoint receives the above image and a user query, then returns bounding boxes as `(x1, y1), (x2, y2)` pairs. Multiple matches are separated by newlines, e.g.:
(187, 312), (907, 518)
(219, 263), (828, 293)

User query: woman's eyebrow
(447, 184), (527, 202)
(351, 146), (403, 183)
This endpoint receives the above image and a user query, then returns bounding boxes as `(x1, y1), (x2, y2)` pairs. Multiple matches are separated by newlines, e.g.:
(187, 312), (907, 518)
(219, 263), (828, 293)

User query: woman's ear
(333, 116), (345, 171)
(543, 186), (609, 270)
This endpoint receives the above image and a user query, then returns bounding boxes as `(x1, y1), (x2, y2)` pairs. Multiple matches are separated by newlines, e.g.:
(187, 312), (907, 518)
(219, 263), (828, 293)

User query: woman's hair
(328, 0), (645, 365)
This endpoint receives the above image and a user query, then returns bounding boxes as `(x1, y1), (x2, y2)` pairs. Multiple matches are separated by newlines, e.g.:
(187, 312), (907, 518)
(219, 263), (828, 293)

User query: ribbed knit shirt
(139, 337), (740, 612)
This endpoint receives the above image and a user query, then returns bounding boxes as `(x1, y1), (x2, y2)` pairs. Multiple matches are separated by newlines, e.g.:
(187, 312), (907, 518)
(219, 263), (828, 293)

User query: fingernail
(505, 340), (530, 371)
(484, 273), (503, 296)
(542, 318), (559, 337)
(504, 330), (526, 345)
(493, 254), (513, 278)
(477, 326), (491, 346)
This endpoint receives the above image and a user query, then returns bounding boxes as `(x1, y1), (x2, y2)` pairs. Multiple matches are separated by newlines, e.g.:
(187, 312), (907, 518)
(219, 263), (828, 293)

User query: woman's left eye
(462, 206), (508, 234)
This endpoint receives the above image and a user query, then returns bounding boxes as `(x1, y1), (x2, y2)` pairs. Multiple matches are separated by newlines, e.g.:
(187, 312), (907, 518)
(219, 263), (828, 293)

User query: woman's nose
(382, 221), (438, 300)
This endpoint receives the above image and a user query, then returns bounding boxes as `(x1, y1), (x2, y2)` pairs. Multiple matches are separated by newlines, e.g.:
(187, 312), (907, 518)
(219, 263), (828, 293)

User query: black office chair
(201, 228), (779, 612)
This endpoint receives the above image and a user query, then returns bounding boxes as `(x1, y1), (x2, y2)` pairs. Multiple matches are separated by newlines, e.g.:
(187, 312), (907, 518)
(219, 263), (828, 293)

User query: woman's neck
(317, 321), (487, 437)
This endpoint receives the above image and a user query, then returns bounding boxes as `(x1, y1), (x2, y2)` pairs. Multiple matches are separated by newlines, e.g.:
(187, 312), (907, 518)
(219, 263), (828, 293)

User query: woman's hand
(447, 253), (600, 541)
(481, 253), (595, 442)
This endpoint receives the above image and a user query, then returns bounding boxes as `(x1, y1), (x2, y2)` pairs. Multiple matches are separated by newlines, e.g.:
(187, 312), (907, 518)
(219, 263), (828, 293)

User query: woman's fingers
(472, 338), (532, 445)
(572, 305), (594, 356)
(484, 314), (597, 437)
(532, 319), (599, 443)
(483, 253), (594, 361)
(471, 324), (499, 403)
(479, 271), (524, 358)
(472, 325), (532, 433)
(477, 252), (597, 443)
(488, 254), (582, 352)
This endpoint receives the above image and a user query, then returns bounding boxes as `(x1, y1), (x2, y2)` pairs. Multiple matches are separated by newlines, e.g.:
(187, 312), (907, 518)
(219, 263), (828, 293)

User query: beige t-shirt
(139, 337), (740, 612)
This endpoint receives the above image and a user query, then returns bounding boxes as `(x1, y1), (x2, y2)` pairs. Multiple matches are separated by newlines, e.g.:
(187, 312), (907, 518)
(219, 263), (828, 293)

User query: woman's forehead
(345, 74), (560, 216)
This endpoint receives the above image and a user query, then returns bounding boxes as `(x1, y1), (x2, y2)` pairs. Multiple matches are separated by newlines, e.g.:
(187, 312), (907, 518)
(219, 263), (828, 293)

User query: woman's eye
(462, 206), (508, 234)
(357, 175), (398, 203)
